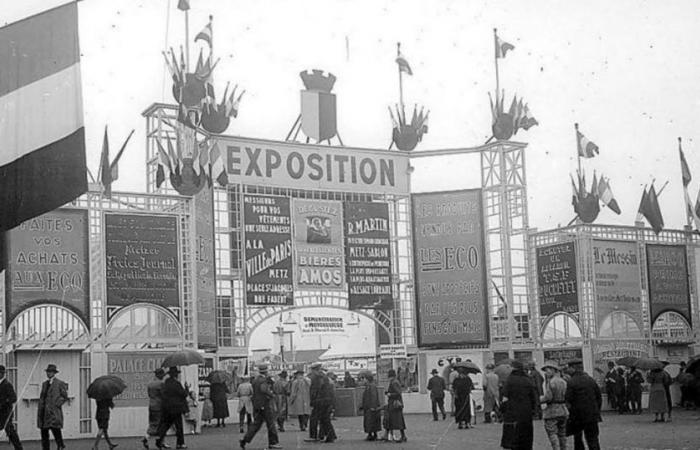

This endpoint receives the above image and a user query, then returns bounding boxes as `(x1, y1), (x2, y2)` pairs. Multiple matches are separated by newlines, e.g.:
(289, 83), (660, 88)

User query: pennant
(0, 3), (87, 231)
(641, 184), (664, 234)
(99, 126), (112, 197)
(576, 128), (599, 158)
(156, 164), (166, 188)
(597, 177), (621, 215)
(520, 104), (538, 130)
(195, 18), (213, 48)
(636, 187), (648, 224)
(685, 188), (700, 229)
(109, 129), (135, 184)
(679, 138), (692, 187)
(388, 106), (398, 129)
(495, 32), (515, 59)
(177, 0), (190, 11)
(422, 110), (430, 134)
(395, 47), (413, 76)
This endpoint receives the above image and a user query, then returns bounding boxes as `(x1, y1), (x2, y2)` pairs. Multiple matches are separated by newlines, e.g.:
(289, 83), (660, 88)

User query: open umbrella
(87, 375), (126, 400)
(206, 370), (233, 385)
(161, 348), (205, 368)
(633, 357), (664, 371)
(452, 361), (481, 374)
(686, 356), (700, 376)
(616, 356), (639, 367)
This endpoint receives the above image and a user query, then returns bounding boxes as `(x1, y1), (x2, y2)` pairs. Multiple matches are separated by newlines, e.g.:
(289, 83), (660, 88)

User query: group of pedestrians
(603, 361), (645, 414)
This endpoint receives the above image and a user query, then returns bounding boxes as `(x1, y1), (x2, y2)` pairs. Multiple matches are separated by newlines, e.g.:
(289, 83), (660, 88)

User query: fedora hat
(309, 362), (323, 370)
(541, 360), (560, 371)
(45, 364), (59, 373)
(257, 363), (269, 373)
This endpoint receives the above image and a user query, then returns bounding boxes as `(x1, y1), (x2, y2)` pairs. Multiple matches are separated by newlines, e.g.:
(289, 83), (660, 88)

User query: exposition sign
(537, 242), (578, 317)
(107, 352), (168, 407)
(104, 214), (179, 313)
(194, 187), (217, 348)
(292, 199), (346, 291)
(219, 136), (410, 195)
(344, 202), (392, 309)
(412, 190), (488, 346)
(592, 240), (642, 327)
(300, 314), (345, 334)
(646, 244), (692, 326)
(4, 209), (89, 327)
(243, 195), (293, 306)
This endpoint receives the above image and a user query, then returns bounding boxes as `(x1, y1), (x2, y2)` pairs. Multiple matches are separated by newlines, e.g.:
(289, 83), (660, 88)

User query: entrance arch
(541, 312), (583, 343)
(598, 311), (642, 338)
(105, 303), (182, 346)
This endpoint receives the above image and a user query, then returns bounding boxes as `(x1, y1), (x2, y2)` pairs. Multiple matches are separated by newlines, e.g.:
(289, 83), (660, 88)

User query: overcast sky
(7, 0), (700, 231)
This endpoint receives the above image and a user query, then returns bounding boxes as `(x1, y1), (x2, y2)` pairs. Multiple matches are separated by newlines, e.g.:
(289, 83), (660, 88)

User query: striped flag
(0, 2), (87, 232)
(195, 18), (213, 48)
(597, 176), (621, 214)
(494, 31), (515, 59)
(395, 46), (413, 76)
(576, 128), (599, 158)
(679, 138), (692, 187)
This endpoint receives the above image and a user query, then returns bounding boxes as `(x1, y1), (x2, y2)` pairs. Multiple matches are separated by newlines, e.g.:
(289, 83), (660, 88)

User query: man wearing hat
(143, 368), (166, 449)
(540, 361), (568, 450)
(155, 367), (189, 450)
(305, 362), (336, 443)
(483, 363), (500, 424)
(37, 364), (68, 450)
(240, 363), (281, 449)
(500, 360), (538, 450)
(0, 365), (23, 449)
(565, 359), (601, 450)
(427, 368), (446, 421)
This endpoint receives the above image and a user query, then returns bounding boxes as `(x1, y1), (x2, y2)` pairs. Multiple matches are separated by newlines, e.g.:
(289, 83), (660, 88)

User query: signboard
(412, 190), (489, 346)
(591, 339), (650, 386)
(423, 351), (484, 391)
(107, 352), (168, 407)
(4, 209), (89, 327)
(646, 244), (692, 326)
(344, 202), (392, 310)
(379, 344), (407, 359)
(219, 136), (410, 195)
(300, 314), (346, 335)
(105, 214), (179, 315)
(592, 240), (642, 328)
(194, 187), (217, 348)
(537, 241), (578, 317)
(543, 348), (583, 367)
(243, 195), (293, 306)
(292, 199), (346, 292)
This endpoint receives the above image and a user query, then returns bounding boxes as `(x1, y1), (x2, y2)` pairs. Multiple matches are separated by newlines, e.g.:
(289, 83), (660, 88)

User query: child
(92, 398), (118, 449)
(184, 388), (200, 434)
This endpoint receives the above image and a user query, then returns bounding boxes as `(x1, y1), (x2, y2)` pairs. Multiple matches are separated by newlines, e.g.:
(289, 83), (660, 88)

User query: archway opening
(598, 311), (642, 338)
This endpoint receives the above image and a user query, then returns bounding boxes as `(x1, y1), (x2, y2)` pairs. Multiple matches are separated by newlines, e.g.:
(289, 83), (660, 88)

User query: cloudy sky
(8, 0), (700, 230)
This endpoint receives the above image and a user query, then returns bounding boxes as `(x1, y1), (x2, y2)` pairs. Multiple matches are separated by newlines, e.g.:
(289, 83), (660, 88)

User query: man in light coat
(37, 364), (68, 450)
(483, 363), (500, 423)
(143, 367), (166, 449)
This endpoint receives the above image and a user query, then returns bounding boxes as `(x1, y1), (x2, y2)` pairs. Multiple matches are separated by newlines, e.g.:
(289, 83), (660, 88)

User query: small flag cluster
(99, 127), (134, 198)
(489, 93), (538, 139)
(154, 136), (227, 190)
(388, 104), (429, 151)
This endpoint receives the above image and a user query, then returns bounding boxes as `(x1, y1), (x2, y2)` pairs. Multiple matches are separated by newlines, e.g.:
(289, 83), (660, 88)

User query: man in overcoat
(143, 367), (166, 449)
(155, 367), (189, 449)
(37, 364), (68, 450)
(0, 365), (23, 449)
(500, 360), (538, 450)
(239, 364), (281, 449)
(427, 368), (447, 421)
(565, 359), (602, 450)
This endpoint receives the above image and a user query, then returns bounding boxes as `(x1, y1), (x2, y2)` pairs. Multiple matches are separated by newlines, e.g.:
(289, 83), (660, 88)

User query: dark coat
(565, 371), (602, 425)
(360, 382), (382, 433)
(251, 374), (274, 410)
(210, 382), (230, 419)
(502, 370), (538, 423)
(0, 378), (18, 425)
(309, 372), (333, 408)
(385, 378), (405, 431)
(37, 377), (69, 429)
(427, 375), (446, 399)
(161, 377), (189, 415)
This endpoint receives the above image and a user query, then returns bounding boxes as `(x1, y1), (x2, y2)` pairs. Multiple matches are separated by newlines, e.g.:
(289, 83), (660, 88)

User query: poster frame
(645, 243), (692, 327)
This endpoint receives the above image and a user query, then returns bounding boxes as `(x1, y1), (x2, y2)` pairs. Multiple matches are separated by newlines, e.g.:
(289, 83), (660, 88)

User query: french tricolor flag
(0, 1), (87, 232)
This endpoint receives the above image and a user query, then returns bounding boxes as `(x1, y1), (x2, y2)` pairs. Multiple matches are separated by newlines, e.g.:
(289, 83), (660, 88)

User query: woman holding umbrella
(206, 371), (231, 428)
(452, 361), (479, 429)
(87, 375), (127, 450)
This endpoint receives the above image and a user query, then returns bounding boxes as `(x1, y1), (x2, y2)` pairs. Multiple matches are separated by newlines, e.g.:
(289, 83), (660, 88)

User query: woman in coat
(384, 369), (407, 443)
(210, 382), (230, 427)
(452, 368), (474, 429)
(359, 372), (382, 441)
(288, 370), (311, 431)
(236, 376), (254, 433)
(500, 361), (538, 450)
(648, 368), (669, 422)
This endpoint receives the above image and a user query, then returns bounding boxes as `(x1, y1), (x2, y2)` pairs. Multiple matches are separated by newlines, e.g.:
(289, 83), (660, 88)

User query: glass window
(542, 313), (583, 340)
(597, 311), (642, 338)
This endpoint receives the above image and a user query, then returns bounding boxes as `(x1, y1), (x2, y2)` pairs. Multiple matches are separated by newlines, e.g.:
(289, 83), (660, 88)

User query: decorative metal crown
(300, 69), (336, 93)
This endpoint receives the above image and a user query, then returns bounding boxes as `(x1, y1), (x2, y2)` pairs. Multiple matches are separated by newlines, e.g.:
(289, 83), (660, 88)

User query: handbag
(389, 398), (404, 411)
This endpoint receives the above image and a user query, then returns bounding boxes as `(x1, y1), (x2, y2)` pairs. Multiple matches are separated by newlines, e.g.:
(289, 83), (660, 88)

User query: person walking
(565, 359), (602, 450)
(143, 368), (166, 449)
(603, 362), (617, 411)
(239, 364), (281, 449)
(210, 381), (230, 428)
(427, 368), (447, 421)
(384, 369), (407, 442)
(614, 368), (627, 414)
(359, 372), (382, 441)
(343, 371), (356, 388)
(0, 365), (23, 449)
(236, 376), (253, 433)
(661, 362), (673, 421)
(304, 362), (336, 443)
(272, 371), (289, 432)
(527, 362), (545, 420)
(647, 368), (669, 423)
(483, 364), (500, 424)
(155, 367), (189, 450)
(91, 398), (118, 449)
(37, 364), (68, 450)
(626, 367), (643, 414)
(288, 370), (311, 431)
(500, 360), (538, 450)
(540, 361), (568, 450)
(453, 367), (474, 429)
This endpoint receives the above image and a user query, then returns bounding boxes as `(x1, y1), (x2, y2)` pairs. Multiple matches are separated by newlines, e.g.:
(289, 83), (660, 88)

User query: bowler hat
(45, 364), (59, 373)
(168, 366), (181, 375)
(154, 368), (166, 377)
(431, 369), (439, 375)
(541, 360), (560, 372)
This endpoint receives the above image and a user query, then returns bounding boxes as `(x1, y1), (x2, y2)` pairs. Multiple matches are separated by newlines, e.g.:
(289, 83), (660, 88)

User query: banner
(412, 190), (488, 346)
(591, 339), (650, 386)
(105, 214), (179, 315)
(4, 209), (89, 327)
(108, 353), (168, 407)
(292, 199), (346, 292)
(344, 202), (392, 309)
(592, 240), (642, 328)
(537, 242), (578, 317)
(243, 195), (293, 306)
(646, 244), (692, 326)
(300, 314), (346, 335)
(543, 348), (583, 367)
(194, 187), (217, 348)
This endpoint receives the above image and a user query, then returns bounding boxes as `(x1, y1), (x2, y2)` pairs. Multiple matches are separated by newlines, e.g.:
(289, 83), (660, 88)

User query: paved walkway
(11, 410), (700, 449)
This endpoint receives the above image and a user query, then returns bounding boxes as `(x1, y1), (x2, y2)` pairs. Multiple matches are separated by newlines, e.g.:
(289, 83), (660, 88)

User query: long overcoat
(288, 377), (311, 416)
(37, 377), (69, 429)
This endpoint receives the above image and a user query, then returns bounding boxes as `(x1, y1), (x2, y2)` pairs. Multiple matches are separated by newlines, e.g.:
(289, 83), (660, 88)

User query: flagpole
(185, 9), (190, 70)
(493, 28), (500, 109)
(574, 123), (582, 176)
(680, 137), (693, 228)
(397, 42), (404, 111)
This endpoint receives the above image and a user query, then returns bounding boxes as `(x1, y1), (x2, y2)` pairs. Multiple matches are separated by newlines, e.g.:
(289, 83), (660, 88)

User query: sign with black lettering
(536, 242), (578, 317)
(543, 348), (583, 367)
(107, 352), (168, 407)
(4, 209), (89, 327)
(412, 190), (488, 346)
(593, 240), (642, 328)
(646, 244), (692, 326)
(292, 199), (346, 292)
(243, 195), (293, 306)
(105, 214), (179, 312)
(344, 202), (392, 310)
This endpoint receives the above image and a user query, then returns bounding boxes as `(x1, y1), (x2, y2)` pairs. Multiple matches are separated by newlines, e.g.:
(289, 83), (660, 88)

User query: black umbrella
(161, 348), (205, 368)
(452, 361), (482, 374)
(206, 370), (233, 385)
(616, 356), (639, 367)
(633, 357), (664, 371)
(87, 375), (126, 400)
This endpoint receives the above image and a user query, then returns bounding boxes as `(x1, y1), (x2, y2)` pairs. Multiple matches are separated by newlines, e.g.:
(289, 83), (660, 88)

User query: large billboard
(536, 241), (578, 317)
(292, 199), (346, 292)
(344, 202), (392, 310)
(243, 195), (293, 306)
(646, 244), (692, 326)
(194, 187), (217, 348)
(412, 190), (488, 346)
(4, 209), (89, 327)
(107, 352), (168, 407)
(104, 214), (179, 317)
(592, 240), (643, 328)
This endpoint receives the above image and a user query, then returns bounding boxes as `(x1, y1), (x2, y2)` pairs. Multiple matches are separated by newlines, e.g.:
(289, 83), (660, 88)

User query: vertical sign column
(592, 240), (642, 329)
(646, 244), (692, 326)
(194, 188), (217, 349)
(536, 242), (578, 318)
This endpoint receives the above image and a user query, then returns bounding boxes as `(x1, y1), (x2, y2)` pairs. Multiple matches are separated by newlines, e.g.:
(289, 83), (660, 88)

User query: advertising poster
(592, 240), (643, 328)
(107, 352), (168, 407)
(292, 199), (346, 292)
(194, 187), (217, 348)
(243, 195), (293, 306)
(412, 190), (489, 346)
(543, 348), (583, 367)
(591, 339), (650, 385)
(104, 214), (179, 315)
(646, 244), (692, 326)
(423, 351), (485, 392)
(344, 202), (392, 309)
(537, 241), (578, 317)
(300, 314), (346, 335)
(4, 209), (89, 327)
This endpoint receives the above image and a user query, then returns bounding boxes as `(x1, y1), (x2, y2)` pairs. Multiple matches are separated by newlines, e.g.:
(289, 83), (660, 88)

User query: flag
(395, 48), (413, 75)
(684, 188), (700, 229)
(636, 187), (648, 223)
(520, 104), (539, 130)
(99, 127), (112, 197)
(576, 128), (599, 158)
(209, 142), (227, 186)
(695, 188), (700, 224)
(155, 139), (172, 188)
(108, 130), (134, 185)
(388, 106), (398, 129)
(0, 3), (87, 232)
(195, 18), (212, 48)
(641, 184), (664, 234)
(495, 31), (515, 59)
(177, 0), (190, 11)
(679, 139), (691, 187)
(597, 177), (621, 214)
